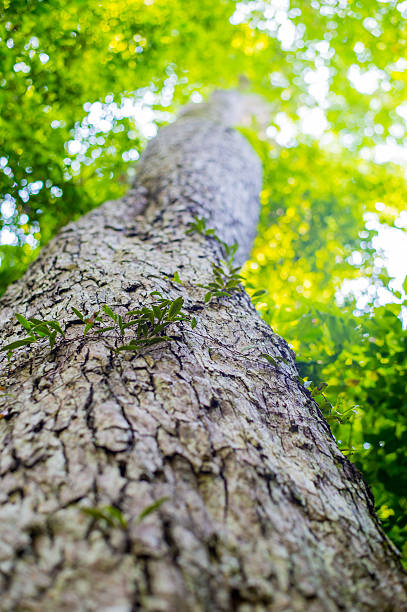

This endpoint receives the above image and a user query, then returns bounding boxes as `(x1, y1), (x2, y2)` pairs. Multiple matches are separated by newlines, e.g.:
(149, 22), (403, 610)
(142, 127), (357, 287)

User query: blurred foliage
(1, 0), (407, 560)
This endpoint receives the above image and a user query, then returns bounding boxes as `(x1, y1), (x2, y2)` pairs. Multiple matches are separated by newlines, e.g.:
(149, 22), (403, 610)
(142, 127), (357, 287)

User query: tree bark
(0, 91), (406, 612)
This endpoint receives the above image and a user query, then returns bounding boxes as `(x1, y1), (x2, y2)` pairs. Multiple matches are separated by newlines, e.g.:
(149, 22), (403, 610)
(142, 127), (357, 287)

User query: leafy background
(1, 0), (406, 562)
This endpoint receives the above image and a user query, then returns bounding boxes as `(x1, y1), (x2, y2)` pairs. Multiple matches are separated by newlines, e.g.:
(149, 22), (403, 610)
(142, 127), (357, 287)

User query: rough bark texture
(0, 91), (406, 611)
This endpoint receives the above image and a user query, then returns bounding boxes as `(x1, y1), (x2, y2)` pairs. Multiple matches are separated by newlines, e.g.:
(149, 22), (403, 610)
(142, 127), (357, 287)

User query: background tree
(1, 0), (406, 588)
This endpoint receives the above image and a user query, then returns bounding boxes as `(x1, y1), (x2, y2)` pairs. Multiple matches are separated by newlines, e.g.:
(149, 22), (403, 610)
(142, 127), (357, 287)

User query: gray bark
(0, 91), (406, 611)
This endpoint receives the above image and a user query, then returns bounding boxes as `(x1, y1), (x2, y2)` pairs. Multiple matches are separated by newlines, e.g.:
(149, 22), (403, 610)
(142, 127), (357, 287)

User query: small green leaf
(260, 353), (277, 366)
(212, 264), (224, 275)
(48, 331), (57, 348)
(103, 505), (127, 528)
(191, 317), (197, 329)
(136, 497), (169, 523)
(251, 289), (267, 298)
(115, 343), (141, 352)
(81, 505), (127, 529)
(122, 320), (139, 329)
(143, 336), (171, 345)
(28, 322), (51, 337)
(204, 292), (212, 303)
(168, 296), (184, 319)
(153, 322), (169, 335)
(28, 317), (48, 326)
(310, 383), (328, 398)
(1, 338), (38, 352)
(84, 321), (94, 336)
(225, 280), (240, 289)
(15, 313), (33, 332)
(152, 305), (163, 320)
(102, 305), (117, 321)
(81, 507), (108, 521)
(139, 323), (148, 338)
(72, 307), (85, 322)
(127, 309), (143, 316)
(47, 321), (65, 337)
(143, 308), (155, 325)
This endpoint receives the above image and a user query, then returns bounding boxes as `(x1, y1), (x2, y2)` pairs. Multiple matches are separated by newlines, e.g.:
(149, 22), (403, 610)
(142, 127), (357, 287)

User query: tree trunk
(0, 91), (406, 612)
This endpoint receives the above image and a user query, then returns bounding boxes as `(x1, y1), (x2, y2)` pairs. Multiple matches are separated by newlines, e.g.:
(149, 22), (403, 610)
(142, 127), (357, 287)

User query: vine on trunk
(0, 217), (348, 427)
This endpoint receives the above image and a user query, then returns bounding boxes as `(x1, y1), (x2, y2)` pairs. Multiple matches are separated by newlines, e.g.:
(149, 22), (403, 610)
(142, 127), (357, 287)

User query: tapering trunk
(0, 91), (406, 611)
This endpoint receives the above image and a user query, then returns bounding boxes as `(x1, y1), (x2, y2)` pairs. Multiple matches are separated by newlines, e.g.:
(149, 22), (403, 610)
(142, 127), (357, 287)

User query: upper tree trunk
(0, 91), (406, 612)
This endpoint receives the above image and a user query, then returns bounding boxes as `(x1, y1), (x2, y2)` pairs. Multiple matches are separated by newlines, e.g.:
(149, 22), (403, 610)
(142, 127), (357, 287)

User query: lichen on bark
(0, 92), (406, 611)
